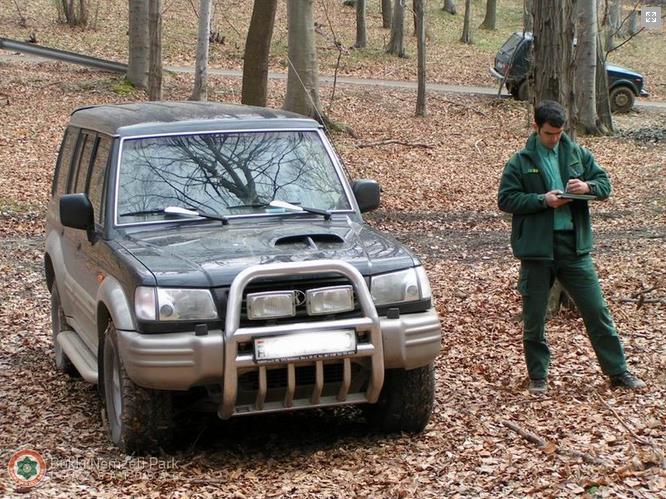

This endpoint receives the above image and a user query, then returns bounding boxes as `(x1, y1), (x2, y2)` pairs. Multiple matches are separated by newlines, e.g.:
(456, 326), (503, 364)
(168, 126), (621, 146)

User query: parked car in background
(490, 32), (649, 113)
(45, 102), (442, 453)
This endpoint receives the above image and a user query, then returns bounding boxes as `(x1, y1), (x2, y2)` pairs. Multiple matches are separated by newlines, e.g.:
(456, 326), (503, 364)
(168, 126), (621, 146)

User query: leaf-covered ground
(0, 63), (665, 497)
(0, 0), (665, 100)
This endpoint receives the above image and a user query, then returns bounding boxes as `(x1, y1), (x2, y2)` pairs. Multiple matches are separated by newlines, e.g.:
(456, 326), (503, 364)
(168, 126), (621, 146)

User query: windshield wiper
(268, 200), (331, 221)
(227, 202), (269, 209)
(119, 209), (167, 217)
(164, 206), (229, 225)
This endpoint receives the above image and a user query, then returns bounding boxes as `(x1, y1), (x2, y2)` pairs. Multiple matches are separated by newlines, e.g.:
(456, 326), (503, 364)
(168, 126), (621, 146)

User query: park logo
(7, 449), (46, 489)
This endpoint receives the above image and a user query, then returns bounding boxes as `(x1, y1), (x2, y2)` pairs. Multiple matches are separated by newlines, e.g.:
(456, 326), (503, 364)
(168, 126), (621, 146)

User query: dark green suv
(45, 102), (442, 453)
(490, 32), (649, 112)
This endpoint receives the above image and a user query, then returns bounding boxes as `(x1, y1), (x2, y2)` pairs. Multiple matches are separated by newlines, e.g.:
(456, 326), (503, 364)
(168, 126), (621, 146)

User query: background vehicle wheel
(610, 86), (635, 113)
(364, 363), (435, 433)
(517, 80), (529, 101)
(51, 286), (79, 376)
(103, 322), (173, 454)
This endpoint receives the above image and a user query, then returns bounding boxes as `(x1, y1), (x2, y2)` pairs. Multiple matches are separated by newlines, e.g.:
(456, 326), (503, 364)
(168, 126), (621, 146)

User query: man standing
(497, 100), (644, 393)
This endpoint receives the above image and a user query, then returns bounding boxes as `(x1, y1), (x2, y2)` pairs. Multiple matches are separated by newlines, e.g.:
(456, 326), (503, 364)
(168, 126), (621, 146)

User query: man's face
(535, 122), (564, 149)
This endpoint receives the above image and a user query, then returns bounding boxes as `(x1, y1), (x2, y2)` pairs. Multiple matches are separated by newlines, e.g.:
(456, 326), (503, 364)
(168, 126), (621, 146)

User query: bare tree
(127, 0), (149, 89)
(479, 0), (497, 29)
(355, 0), (367, 48)
(523, 0), (533, 32)
(284, 0), (326, 122)
(55, 0), (89, 27)
(415, 0), (426, 116)
(148, 0), (162, 101)
(442, 0), (457, 15)
(460, 0), (473, 44)
(382, 0), (392, 28)
(242, 0), (278, 107)
(191, 0), (212, 101)
(386, 0), (406, 56)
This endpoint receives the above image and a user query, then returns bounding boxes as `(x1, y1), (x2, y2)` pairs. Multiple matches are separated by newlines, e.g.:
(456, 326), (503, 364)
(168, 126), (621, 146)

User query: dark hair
(534, 100), (566, 128)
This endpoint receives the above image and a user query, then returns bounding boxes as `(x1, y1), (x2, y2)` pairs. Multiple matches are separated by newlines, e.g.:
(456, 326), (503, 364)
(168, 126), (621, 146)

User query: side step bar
(0, 37), (127, 73)
(58, 331), (98, 383)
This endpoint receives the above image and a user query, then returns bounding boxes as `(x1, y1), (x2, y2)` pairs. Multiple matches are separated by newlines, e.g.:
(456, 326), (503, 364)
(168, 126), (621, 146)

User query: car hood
(119, 217), (417, 287)
(605, 63), (642, 79)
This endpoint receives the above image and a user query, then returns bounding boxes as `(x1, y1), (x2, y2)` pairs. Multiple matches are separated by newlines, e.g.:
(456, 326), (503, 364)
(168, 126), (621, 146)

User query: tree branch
(501, 419), (610, 466)
(357, 139), (436, 149)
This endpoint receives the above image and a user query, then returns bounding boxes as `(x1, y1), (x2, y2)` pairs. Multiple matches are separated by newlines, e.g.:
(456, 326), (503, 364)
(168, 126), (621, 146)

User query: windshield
(116, 130), (352, 224)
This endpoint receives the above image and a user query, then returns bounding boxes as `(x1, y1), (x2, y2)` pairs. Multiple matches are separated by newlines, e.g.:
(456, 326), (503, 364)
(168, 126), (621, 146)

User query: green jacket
(497, 132), (611, 260)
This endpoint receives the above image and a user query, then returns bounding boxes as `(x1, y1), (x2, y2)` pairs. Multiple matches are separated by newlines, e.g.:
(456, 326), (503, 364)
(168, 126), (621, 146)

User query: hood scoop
(273, 233), (345, 250)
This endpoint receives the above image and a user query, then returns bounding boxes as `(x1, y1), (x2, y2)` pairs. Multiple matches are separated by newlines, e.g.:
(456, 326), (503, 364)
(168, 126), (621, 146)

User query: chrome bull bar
(219, 260), (384, 419)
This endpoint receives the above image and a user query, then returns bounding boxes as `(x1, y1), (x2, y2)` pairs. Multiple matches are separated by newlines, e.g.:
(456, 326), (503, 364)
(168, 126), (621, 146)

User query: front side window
(116, 130), (352, 224)
(87, 136), (112, 225)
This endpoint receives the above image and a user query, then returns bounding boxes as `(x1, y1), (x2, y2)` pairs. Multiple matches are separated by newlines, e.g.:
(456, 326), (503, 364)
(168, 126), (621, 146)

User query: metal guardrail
(0, 37), (127, 73)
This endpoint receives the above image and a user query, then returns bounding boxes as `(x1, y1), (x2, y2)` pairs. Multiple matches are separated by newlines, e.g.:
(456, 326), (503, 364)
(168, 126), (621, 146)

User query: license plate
(254, 330), (357, 363)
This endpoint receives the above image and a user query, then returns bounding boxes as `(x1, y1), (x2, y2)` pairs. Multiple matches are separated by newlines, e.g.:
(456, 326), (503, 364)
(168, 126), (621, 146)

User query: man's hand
(566, 179), (590, 195)
(545, 190), (572, 208)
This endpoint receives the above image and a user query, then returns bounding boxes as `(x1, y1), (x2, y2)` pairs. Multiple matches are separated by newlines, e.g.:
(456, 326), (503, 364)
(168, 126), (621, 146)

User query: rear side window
(500, 33), (523, 55)
(73, 134), (97, 193)
(87, 136), (112, 225)
(52, 128), (78, 197)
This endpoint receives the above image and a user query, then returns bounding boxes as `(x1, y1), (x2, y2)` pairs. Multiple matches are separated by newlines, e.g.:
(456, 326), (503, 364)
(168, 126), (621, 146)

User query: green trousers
(518, 231), (627, 380)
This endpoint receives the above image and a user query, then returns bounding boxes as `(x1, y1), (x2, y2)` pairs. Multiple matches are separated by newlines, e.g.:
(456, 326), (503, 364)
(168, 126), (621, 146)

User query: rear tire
(364, 363), (435, 433)
(51, 286), (79, 376)
(103, 322), (173, 454)
(610, 86), (635, 113)
(517, 80), (529, 101)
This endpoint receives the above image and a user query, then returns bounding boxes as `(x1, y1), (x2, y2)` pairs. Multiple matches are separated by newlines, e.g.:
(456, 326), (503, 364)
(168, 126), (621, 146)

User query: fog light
(306, 286), (354, 316)
(246, 291), (296, 320)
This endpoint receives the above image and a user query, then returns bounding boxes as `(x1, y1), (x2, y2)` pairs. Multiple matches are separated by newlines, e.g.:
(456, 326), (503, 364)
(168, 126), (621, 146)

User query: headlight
(370, 267), (432, 306)
(134, 287), (218, 321)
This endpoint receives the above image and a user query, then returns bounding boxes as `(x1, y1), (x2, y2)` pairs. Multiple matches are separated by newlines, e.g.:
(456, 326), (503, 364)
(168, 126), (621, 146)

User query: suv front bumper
(117, 307), (441, 391)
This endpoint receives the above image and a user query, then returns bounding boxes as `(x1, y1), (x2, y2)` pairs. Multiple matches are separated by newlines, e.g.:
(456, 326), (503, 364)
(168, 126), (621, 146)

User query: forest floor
(0, 59), (665, 497)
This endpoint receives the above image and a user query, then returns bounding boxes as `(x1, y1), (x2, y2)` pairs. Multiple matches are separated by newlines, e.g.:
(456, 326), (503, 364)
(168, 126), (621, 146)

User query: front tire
(103, 322), (173, 454)
(364, 363), (435, 433)
(610, 86), (635, 113)
(51, 286), (79, 376)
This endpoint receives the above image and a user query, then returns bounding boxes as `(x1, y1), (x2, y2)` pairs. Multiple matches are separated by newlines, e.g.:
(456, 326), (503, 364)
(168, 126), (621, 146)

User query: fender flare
(609, 79), (639, 96)
(97, 275), (136, 332)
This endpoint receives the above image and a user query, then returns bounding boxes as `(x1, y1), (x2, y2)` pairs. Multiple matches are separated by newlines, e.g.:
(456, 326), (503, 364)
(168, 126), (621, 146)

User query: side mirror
(352, 179), (380, 213)
(60, 193), (96, 243)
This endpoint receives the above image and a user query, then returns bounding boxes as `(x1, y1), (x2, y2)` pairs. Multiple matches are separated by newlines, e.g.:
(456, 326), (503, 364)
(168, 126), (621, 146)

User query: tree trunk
(284, 0), (325, 121)
(415, 0), (426, 116)
(605, 0), (622, 48)
(479, 0), (497, 30)
(127, 0), (149, 89)
(442, 0), (456, 15)
(242, 0), (278, 107)
(58, 0), (89, 27)
(532, 0), (578, 310)
(386, 0), (405, 57)
(355, 0), (367, 48)
(382, 0), (392, 28)
(523, 0), (533, 32)
(596, 32), (614, 133)
(575, 0), (602, 135)
(191, 0), (212, 101)
(148, 0), (162, 101)
(460, 0), (473, 43)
